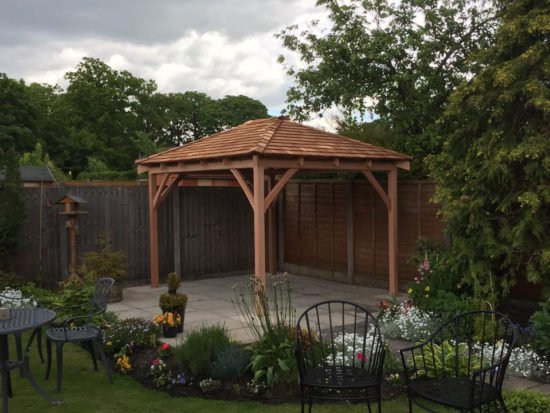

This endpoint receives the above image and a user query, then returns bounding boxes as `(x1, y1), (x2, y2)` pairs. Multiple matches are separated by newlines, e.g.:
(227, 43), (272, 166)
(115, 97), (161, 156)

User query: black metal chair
(45, 278), (114, 392)
(295, 301), (386, 413)
(400, 310), (518, 413)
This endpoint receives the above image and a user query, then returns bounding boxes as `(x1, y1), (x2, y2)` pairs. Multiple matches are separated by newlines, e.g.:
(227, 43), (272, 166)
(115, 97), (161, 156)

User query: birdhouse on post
(57, 194), (88, 276)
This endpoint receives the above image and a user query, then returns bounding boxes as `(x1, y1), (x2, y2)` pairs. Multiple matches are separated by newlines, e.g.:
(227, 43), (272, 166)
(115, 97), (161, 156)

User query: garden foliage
(174, 324), (232, 377)
(0, 148), (24, 267)
(531, 298), (550, 354)
(210, 342), (250, 381)
(430, 0), (550, 298)
(104, 317), (159, 354)
(233, 274), (297, 386)
(504, 389), (550, 413)
(80, 234), (127, 282)
(277, 0), (500, 176)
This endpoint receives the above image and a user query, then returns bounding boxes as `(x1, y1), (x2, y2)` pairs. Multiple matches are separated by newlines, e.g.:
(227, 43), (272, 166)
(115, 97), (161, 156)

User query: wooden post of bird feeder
(57, 195), (88, 277)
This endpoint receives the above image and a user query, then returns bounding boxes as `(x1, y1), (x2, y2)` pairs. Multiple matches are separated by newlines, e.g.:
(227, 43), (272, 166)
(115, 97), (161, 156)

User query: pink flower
(357, 352), (368, 362)
(161, 343), (171, 351)
(152, 359), (160, 365)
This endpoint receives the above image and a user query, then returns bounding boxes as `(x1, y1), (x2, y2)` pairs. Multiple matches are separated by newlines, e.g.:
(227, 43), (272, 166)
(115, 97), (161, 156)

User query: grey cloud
(0, 0), (310, 45)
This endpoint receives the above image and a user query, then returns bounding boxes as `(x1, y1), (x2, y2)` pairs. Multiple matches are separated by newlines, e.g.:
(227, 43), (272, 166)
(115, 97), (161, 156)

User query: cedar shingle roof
(137, 117), (410, 165)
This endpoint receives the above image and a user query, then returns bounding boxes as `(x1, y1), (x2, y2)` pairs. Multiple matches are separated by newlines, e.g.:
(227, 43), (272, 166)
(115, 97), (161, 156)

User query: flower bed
(378, 301), (550, 383)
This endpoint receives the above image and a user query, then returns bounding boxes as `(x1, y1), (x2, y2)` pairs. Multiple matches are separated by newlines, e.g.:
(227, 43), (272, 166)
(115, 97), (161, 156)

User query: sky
(0, 0), (337, 125)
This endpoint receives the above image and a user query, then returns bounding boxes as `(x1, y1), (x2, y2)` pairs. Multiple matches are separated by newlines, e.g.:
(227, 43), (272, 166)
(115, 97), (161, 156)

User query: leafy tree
(216, 95), (269, 128)
(0, 74), (37, 153)
(430, 0), (550, 297)
(0, 148), (24, 268)
(277, 0), (500, 176)
(63, 57), (158, 176)
(20, 142), (68, 181)
(148, 92), (269, 146)
(1, 58), (269, 179)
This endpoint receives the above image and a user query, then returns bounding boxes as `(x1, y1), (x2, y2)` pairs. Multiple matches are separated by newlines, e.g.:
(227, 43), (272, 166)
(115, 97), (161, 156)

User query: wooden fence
(12, 182), (253, 287)
(281, 180), (446, 288)
(9, 179), (541, 301)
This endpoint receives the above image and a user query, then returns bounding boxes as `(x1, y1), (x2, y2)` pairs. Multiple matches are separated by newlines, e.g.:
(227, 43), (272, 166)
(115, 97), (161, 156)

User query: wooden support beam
(363, 170), (390, 209)
(253, 156), (266, 285)
(230, 168), (254, 209)
(155, 174), (182, 210)
(388, 167), (399, 296)
(264, 168), (298, 212)
(148, 173), (160, 288)
(396, 160), (411, 171)
(152, 173), (170, 210)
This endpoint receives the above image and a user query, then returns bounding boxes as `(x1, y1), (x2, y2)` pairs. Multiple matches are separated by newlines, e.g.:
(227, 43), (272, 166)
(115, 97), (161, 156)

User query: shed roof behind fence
(137, 116), (411, 166)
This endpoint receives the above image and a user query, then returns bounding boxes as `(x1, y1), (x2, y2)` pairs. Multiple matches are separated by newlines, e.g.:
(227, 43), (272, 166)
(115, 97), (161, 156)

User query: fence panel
(282, 180), (446, 288)
(12, 182), (253, 286)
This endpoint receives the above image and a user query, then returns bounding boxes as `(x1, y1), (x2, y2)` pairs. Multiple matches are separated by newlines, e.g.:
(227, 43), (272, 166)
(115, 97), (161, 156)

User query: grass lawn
(6, 342), (444, 413)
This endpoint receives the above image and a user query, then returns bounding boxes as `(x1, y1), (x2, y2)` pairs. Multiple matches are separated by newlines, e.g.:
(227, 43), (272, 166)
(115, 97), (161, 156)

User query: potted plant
(153, 311), (182, 338)
(81, 234), (127, 302)
(159, 272), (188, 333)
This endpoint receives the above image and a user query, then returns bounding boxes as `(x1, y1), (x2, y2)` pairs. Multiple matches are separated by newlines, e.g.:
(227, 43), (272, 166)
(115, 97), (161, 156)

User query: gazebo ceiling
(136, 116), (411, 171)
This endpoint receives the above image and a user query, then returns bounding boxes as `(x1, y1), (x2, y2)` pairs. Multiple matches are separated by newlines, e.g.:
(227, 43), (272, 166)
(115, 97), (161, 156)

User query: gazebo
(136, 116), (411, 295)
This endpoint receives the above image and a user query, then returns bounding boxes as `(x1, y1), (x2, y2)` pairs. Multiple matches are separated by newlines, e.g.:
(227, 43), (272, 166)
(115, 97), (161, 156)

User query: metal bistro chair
(45, 277), (114, 392)
(400, 310), (518, 413)
(295, 301), (386, 413)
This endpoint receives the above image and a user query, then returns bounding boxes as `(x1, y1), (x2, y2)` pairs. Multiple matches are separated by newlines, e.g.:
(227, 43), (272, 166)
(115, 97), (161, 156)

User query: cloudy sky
(0, 0), (331, 118)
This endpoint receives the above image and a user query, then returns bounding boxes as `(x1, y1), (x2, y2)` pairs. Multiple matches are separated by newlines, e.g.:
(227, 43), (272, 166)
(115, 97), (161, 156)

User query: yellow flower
(407, 288), (413, 295)
(116, 355), (132, 374)
(424, 294), (429, 298)
(106, 341), (112, 347)
(424, 286), (430, 292)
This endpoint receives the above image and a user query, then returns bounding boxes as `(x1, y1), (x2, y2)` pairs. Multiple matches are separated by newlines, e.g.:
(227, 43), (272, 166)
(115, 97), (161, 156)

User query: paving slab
(109, 274), (396, 345)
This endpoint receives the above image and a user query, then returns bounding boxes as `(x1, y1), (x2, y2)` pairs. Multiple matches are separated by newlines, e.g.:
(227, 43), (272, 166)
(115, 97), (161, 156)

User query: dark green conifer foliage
(431, 0), (550, 297)
(0, 148), (24, 267)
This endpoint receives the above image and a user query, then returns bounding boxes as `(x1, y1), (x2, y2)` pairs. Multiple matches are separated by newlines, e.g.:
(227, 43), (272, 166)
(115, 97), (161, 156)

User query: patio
(108, 273), (394, 344)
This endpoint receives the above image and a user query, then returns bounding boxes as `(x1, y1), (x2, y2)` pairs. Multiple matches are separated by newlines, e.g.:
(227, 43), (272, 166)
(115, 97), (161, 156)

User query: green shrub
(411, 340), (482, 378)
(175, 324), (231, 377)
(80, 235), (127, 282)
(249, 334), (296, 387)
(103, 317), (159, 354)
(504, 389), (550, 413)
(158, 293), (188, 309)
(211, 342), (250, 381)
(531, 298), (550, 354)
(166, 272), (181, 293)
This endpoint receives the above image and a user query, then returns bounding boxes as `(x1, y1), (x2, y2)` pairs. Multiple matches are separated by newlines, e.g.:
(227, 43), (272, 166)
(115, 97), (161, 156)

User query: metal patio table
(0, 308), (60, 413)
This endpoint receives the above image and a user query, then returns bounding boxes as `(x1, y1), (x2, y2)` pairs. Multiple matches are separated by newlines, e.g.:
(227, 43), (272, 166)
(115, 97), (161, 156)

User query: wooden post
(68, 216), (77, 275)
(173, 185), (181, 276)
(268, 179), (277, 275)
(148, 173), (160, 287)
(277, 192), (285, 270)
(253, 156), (266, 284)
(388, 167), (398, 296)
(346, 181), (354, 283)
